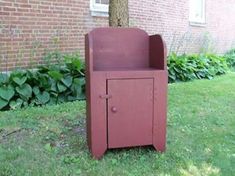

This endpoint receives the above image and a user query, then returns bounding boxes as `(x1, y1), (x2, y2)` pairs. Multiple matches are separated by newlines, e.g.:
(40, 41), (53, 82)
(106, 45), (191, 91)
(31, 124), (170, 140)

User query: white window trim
(189, 0), (206, 26)
(90, 0), (109, 17)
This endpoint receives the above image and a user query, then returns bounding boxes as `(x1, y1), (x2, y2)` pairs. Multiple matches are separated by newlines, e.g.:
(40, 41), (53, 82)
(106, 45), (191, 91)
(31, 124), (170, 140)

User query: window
(189, 0), (205, 24)
(90, 0), (109, 17)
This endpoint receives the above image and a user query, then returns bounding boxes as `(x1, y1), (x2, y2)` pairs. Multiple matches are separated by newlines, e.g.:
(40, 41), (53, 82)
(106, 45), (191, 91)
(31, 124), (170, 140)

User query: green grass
(0, 73), (235, 176)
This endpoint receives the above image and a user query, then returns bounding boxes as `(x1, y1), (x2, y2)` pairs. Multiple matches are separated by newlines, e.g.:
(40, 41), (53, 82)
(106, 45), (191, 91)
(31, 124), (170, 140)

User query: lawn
(0, 73), (234, 176)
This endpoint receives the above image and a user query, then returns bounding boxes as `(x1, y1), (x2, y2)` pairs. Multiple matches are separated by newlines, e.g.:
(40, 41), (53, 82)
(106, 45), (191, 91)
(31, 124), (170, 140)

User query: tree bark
(109, 0), (129, 27)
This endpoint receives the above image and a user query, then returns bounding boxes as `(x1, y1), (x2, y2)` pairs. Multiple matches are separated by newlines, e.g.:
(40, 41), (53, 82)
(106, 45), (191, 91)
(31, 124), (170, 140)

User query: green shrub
(224, 49), (235, 69)
(0, 52), (85, 111)
(167, 53), (228, 83)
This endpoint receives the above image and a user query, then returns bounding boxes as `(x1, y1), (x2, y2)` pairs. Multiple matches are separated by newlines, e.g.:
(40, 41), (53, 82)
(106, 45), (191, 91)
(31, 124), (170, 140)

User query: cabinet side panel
(85, 34), (92, 151)
(153, 71), (168, 151)
(86, 33), (107, 159)
(88, 74), (107, 158)
(149, 35), (167, 70)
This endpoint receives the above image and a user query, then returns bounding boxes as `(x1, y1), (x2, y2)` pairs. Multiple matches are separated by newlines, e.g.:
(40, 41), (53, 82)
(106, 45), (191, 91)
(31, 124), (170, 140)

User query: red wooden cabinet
(85, 28), (168, 159)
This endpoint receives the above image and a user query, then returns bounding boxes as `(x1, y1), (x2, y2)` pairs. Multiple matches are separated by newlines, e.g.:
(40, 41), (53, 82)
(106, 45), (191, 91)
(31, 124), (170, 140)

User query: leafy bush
(167, 53), (228, 83)
(224, 49), (235, 69)
(0, 52), (85, 111)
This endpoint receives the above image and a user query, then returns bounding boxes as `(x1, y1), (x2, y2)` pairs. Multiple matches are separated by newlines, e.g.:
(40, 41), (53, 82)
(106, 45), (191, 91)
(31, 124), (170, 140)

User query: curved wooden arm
(149, 35), (167, 70)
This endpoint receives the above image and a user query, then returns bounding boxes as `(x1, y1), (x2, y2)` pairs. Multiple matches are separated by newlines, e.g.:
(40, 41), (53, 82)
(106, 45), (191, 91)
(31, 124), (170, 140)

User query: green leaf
(57, 94), (66, 103)
(68, 78), (85, 101)
(57, 82), (67, 93)
(44, 143), (53, 152)
(29, 99), (36, 107)
(33, 86), (40, 95)
(0, 85), (15, 101)
(36, 91), (50, 104)
(49, 79), (58, 92)
(73, 78), (85, 86)
(0, 73), (9, 84)
(61, 76), (73, 87)
(79, 77), (85, 85)
(78, 93), (85, 100)
(48, 71), (63, 81)
(0, 98), (8, 109)
(12, 76), (27, 86)
(16, 83), (32, 100)
(67, 93), (85, 101)
(23, 101), (29, 107)
(50, 91), (58, 97)
(47, 96), (57, 105)
(72, 59), (83, 71)
(9, 98), (23, 110)
(71, 82), (82, 96)
(67, 95), (77, 101)
(111, 158), (118, 165)
(37, 73), (50, 89)
(76, 169), (82, 175)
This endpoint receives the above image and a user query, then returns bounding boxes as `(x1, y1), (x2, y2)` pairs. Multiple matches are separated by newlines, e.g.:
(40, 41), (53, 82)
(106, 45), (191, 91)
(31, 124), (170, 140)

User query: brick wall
(129, 0), (235, 54)
(0, 0), (108, 71)
(205, 0), (235, 53)
(1, 0), (235, 71)
(129, 0), (189, 54)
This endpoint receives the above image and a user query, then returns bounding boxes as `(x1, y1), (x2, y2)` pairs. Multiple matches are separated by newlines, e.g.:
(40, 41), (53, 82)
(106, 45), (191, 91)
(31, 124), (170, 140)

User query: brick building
(0, 0), (235, 70)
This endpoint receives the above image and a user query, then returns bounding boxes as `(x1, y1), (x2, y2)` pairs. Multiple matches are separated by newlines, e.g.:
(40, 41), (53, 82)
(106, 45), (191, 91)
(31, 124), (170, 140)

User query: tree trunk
(109, 0), (129, 27)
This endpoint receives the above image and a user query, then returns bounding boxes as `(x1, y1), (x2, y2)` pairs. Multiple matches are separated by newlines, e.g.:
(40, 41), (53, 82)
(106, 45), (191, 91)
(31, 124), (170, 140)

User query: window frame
(90, 0), (109, 17)
(189, 0), (206, 25)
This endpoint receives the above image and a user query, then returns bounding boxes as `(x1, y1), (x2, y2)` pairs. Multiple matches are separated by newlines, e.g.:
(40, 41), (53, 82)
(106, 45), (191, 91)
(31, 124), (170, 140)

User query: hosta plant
(167, 53), (228, 83)
(0, 52), (85, 111)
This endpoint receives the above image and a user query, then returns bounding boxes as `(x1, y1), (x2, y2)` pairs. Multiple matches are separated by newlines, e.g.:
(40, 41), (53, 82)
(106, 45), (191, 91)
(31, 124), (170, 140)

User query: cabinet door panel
(108, 78), (153, 148)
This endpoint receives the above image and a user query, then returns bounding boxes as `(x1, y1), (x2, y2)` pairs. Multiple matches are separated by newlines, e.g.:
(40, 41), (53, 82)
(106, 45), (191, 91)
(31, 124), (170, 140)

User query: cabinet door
(108, 78), (153, 148)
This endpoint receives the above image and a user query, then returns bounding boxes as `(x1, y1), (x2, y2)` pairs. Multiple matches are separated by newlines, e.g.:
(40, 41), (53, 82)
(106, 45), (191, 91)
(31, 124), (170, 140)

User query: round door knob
(111, 106), (117, 113)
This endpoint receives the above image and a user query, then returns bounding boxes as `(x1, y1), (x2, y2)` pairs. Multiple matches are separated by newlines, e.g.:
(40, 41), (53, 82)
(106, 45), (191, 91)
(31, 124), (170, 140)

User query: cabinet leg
(90, 147), (107, 159)
(153, 138), (166, 152)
